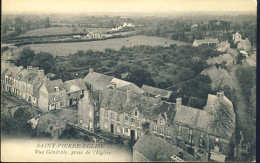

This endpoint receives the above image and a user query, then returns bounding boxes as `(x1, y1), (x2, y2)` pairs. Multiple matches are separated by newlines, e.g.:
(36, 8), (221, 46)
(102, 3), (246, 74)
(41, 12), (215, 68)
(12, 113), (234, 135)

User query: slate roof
(99, 88), (175, 121)
(45, 79), (65, 93)
(64, 78), (87, 93)
(201, 66), (237, 89)
(227, 48), (238, 57)
(5, 66), (23, 79)
(141, 84), (173, 99)
(133, 133), (196, 161)
(206, 53), (234, 65)
(175, 94), (235, 139)
(217, 41), (230, 52)
(100, 88), (157, 116)
(84, 71), (144, 94)
(84, 72), (113, 91)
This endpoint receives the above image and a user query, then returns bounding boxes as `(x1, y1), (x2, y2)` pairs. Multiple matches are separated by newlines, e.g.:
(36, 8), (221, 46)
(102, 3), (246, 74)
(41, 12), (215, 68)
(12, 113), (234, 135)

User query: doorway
(111, 124), (114, 133)
(131, 130), (135, 140)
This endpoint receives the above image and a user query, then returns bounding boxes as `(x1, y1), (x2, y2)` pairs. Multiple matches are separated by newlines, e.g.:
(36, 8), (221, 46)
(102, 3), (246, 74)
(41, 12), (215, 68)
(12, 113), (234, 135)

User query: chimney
(38, 70), (44, 77)
(27, 66), (32, 71)
(217, 91), (224, 100)
(176, 97), (182, 109)
(127, 89), (134, 103)
(108, 82), (116, 89)
(89, 68), (94, 73)
(54, 86), (59, 92)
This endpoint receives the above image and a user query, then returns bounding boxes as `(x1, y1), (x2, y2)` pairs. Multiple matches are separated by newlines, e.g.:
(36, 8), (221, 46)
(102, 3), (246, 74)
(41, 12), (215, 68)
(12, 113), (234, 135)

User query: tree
(17, 47), (36, 68)
(44, 17), (51, 28)
(127, 65), (155, 87)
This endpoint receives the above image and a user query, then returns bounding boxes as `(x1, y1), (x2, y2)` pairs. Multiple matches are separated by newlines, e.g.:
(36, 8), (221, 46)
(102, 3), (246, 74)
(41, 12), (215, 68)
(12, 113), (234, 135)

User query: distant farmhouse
(192, 38), (219, 47)
(78, 68), (236, 162)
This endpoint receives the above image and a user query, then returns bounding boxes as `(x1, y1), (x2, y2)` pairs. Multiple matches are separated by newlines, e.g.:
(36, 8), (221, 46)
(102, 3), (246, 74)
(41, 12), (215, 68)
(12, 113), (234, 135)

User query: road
(228, 65), (255, 144)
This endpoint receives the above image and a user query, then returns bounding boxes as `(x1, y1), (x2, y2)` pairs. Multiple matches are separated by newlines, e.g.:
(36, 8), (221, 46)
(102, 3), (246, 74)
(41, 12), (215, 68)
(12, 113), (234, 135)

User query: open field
(15, 35), (190, 56)
(20, 27), (110, 36)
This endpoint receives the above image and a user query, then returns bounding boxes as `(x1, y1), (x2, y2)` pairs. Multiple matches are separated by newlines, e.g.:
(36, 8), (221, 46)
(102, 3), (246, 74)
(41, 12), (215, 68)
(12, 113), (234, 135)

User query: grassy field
(20, 27), (110, 36)
(16, 35), (190, 56)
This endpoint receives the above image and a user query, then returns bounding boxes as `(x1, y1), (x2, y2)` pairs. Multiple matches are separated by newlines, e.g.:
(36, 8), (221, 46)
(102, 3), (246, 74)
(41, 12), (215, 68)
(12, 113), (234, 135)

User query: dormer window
(160, 118), (164, 125)
(54, 87), (59, 92)
(134, 110), (138, 116)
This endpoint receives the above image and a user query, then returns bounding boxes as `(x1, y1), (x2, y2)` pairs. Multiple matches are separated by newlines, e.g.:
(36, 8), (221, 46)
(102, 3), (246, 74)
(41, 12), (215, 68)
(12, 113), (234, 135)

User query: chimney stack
(127, 89), (134, 103)
(217, 91), (224, 100)
(89, 68), (94, 73)
(27, 66), (32, 71)
(108, 82), (116, 89)
(176, 97), (182, 109)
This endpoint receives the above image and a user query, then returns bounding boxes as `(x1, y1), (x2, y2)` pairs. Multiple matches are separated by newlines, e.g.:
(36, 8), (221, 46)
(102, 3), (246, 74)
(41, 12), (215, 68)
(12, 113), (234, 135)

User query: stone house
(38, 79), (67, 111)
(193, 38), (219, 47)
(64, 78), (86, 107)
(4, 63), (23, 93)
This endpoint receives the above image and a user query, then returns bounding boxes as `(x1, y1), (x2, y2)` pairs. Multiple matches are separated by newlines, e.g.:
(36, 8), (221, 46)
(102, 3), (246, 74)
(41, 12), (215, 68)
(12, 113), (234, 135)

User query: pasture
(16, 35), (190, 56)
(20, 27), (110, 36)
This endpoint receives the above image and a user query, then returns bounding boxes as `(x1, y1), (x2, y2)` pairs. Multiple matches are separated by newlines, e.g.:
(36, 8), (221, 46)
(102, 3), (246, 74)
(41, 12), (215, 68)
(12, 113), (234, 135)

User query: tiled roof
(141, 84), (173, 99)
(133, 133), (196, 161)
(217, 41), (230, 52)
(64, 78), (87, 93)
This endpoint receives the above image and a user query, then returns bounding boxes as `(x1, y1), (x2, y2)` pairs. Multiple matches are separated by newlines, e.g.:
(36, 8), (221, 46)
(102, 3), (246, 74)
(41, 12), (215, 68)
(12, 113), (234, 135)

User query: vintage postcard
(1, 0), (256, 162)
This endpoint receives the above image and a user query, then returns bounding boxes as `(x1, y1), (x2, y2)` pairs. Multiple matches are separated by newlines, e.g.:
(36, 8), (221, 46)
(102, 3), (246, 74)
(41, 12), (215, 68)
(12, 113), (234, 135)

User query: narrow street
(228, 65), (255, 144)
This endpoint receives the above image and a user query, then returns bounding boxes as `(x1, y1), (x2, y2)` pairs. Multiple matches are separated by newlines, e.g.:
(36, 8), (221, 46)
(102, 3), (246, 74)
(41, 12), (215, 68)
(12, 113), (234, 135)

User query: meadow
(20, 27), (110, 36)
(16, 35), (190, 56)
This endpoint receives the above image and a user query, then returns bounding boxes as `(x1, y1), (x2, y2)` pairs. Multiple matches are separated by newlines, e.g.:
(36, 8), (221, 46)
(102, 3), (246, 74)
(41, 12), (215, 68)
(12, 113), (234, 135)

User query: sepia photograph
(1, 0), (257, 162)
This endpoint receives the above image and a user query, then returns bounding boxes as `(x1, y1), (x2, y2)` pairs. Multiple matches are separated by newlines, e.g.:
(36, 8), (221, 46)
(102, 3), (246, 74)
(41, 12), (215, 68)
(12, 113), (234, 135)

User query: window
(60, 101), (64, 107)
(137, 120), (141, 127)
(125, 116), (128, 123)
(159, 127), (164, 135)
(82, 90), (84, 94)
(166, 129), (171, 137)
(125, 128), (128, 133)
(160, 118), (163, 125)
(79, 119), (83, 124)
(178, 126), (182, 139)
(117, 115), (120, 121)
(199, 138), (205, 147)
(131, 118), (135, 125)
(214, 137), (220, 152)
(152, 125), (157, 132)
(50, 126), (53, 130)
(53, 95), (56, 101)
(104, 111), (108, 118)
(68, 93), (71, 96)
(111, 113), (114, 120)
(134, 110), (138, 116)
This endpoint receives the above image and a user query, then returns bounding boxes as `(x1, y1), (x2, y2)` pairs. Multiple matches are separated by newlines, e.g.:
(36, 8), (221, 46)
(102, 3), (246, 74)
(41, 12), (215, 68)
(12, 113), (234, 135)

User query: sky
(2, 0), (257, 14)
